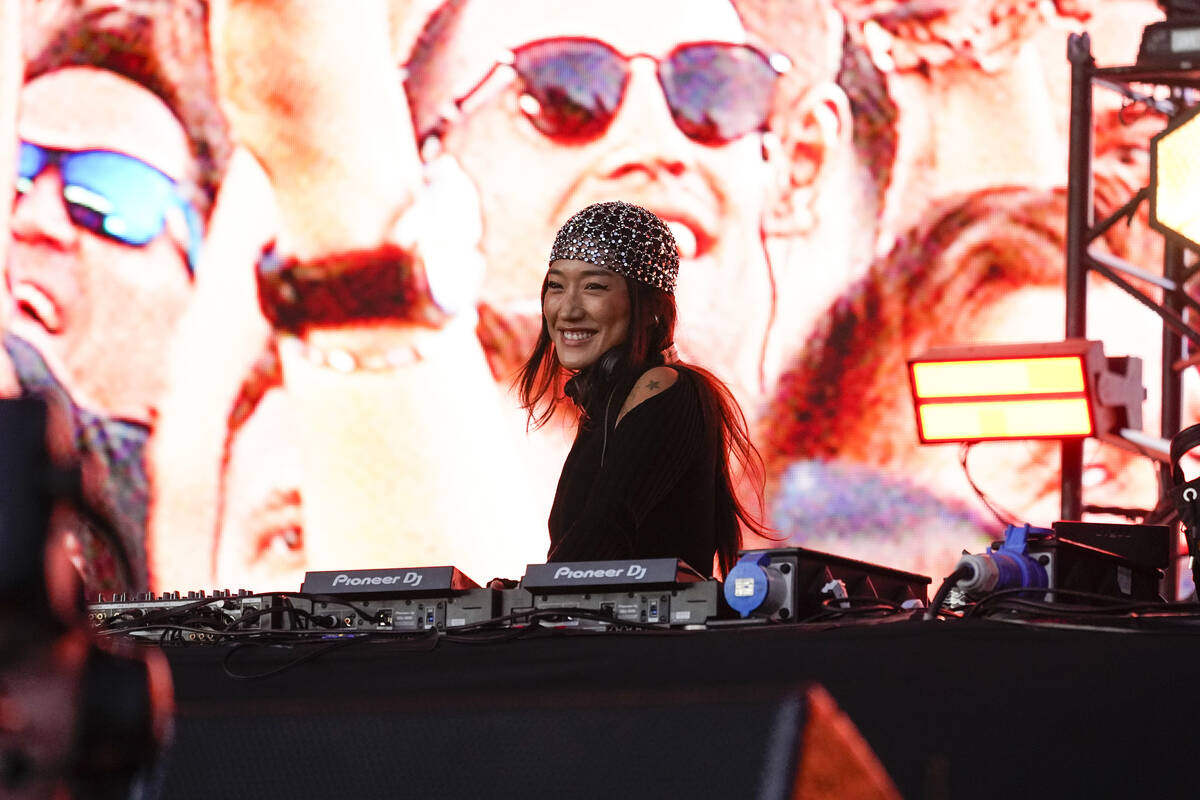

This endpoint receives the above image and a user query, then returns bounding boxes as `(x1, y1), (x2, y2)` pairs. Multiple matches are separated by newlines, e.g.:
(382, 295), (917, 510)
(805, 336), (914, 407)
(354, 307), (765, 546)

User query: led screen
(0, 0), (1180, 594)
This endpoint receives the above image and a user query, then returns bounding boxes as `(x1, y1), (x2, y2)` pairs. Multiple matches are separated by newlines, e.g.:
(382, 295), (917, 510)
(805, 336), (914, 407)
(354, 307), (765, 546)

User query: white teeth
(562, 330), (594, 342)
(11, 282), (61, 333)
(666, 221), (698, 259)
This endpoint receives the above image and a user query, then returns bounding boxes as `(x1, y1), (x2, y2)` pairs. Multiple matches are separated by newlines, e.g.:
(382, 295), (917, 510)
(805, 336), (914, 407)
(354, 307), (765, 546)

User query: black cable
(221, 638), (361, 680)
(97, 593), (256, 630)
(963, 586), (1172, 619)
(222, 600), (318, 632)
(96, 592), (319, 635)
(440, 609), (685, 645)
(968, 603), (1200, 630)
(221, 628), (443, 679)
(1081, 504), (1151, 521)
(924, 566), (971, 621)
(834, 594), (904, 609)
(798, 606), (904, 624)
(445, 606), (675, 635)
(793, 595), (908, 623)
(513, 607), (675, 632)
(95, 624), (261, 641)
(971, 598), (1140, 620)
(959, 444), (1021, 528)
(291, 593), (390, 625)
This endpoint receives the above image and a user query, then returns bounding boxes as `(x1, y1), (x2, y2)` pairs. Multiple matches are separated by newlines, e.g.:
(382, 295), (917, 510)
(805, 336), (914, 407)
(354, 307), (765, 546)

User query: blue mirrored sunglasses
(16, 141), (202, 274)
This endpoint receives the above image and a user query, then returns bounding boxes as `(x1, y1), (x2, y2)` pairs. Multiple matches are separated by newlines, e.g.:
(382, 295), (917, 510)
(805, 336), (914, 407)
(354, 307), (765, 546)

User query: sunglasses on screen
(438, 38), (787, 145)
(16, 141), (202, 274)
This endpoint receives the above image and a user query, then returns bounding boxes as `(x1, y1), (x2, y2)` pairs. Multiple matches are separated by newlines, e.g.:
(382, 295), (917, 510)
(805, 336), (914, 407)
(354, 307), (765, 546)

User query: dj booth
(160, 617), (1200, 799)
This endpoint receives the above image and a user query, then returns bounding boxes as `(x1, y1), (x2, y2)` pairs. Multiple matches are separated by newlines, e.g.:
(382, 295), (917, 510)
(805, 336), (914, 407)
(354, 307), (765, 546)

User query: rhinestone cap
(548, 201), (679, 293)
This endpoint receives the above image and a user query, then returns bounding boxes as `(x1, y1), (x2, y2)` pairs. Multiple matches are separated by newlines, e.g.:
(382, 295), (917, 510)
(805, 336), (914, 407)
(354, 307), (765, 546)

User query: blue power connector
(955, 523), (1051, 597)
(724, 552), (789, 618)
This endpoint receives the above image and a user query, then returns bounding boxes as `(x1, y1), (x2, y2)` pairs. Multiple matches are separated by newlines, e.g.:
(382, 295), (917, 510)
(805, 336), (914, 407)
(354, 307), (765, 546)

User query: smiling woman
(542, 260), (631, 371)
(517, 201), (768, 576)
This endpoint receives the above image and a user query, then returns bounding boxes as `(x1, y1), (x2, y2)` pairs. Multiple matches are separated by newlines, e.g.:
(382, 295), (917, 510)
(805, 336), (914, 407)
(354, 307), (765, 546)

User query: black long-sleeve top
(546, 365), (730, 576)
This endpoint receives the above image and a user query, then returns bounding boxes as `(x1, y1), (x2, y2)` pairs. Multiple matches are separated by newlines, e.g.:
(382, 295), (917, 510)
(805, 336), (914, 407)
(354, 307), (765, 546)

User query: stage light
(907, 340), (1145, 445)
(1150, 103), (1200, 251)
(1137, 3), (1200, 68)
(1138, 21), (1200, 68)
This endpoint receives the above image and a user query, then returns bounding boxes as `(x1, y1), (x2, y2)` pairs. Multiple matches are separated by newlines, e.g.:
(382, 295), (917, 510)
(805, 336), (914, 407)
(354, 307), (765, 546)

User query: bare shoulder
(615, 366), (679, 426)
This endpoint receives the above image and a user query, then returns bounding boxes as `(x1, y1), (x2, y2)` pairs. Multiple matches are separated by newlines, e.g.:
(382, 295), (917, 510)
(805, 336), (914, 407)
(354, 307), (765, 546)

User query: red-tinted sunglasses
(432, 37), (788, 146)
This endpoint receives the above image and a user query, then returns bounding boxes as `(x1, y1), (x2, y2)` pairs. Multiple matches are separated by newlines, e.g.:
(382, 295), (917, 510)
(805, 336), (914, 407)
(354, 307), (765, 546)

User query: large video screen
(2, 0), (1183, 594)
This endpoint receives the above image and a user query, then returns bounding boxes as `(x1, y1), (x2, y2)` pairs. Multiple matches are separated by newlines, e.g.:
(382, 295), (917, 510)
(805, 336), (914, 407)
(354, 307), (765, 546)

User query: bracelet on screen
(255, 243), (452, 337)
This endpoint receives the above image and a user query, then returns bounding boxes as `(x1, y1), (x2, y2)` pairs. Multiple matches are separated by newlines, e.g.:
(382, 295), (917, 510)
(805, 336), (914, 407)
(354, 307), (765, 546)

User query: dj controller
(88, 548), (934, 642)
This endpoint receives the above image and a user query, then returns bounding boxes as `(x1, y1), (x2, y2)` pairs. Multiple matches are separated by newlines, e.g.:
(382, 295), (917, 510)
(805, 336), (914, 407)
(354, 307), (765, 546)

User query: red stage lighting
(907, 340), (1145, 445)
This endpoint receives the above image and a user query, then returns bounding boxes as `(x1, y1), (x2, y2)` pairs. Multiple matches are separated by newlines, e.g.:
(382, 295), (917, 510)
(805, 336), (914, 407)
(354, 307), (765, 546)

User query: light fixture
(1150, 102), (1200, 251)
(1137, 3), (1200, 68)
(907, 340), (1145, 445)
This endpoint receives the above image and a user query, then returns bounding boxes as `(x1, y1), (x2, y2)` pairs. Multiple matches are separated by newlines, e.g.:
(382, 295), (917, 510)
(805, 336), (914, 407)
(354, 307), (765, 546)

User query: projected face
(432, 0), (773, 398)
(215, 386), (306, 590)
(7, 67), (195, 423)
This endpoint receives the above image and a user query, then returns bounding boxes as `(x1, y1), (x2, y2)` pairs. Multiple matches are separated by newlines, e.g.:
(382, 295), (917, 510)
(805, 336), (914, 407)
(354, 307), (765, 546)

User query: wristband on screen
(256, 243), (452, 336)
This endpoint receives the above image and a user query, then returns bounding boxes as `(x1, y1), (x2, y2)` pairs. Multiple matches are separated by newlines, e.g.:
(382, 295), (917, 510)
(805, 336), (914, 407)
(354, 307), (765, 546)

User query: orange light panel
(1152, 108), (1200, 248)
(911, 356), (1086, 399)
(917, 398), (1094, 441)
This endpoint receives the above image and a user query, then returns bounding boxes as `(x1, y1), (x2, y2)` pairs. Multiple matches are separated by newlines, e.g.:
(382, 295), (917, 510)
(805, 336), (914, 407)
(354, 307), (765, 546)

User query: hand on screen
(208, 0), (422, 258)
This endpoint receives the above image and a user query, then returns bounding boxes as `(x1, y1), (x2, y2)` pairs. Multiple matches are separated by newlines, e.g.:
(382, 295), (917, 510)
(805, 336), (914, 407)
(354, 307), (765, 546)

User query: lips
(10, 279), (63, 333)
(665, 221), (699, 259)
(559, 328), (597, 344)
(656, 205), (718, 262)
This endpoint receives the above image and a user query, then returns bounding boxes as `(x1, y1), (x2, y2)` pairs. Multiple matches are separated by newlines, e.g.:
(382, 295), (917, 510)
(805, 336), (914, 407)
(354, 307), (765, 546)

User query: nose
(594, 58), (690, 180)
(11, 168), (80, 248)
(560, 285), (586, 320)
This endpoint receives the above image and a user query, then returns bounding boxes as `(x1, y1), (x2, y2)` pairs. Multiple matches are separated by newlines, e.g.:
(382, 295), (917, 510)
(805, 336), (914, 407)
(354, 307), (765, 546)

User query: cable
(819, 595), (904, 610)
(924, 566), (971, 621)
(94, 624), (262, 641)
(222, 598), (324, 632)
(794, 595), (910, 624)
(963, 586), (1172, 619)
(99, 594), (277, 633)
(972, 605), (1200, 633)
(1081, 504), (1151, 521)
(959, 443), (1020, 528)
(221, 638), (365, 680)
(287, 593), (390, 625)
(1094, 78), (1177, 116)
(96, 592), (371, 637)
(221, 627), (458, 679)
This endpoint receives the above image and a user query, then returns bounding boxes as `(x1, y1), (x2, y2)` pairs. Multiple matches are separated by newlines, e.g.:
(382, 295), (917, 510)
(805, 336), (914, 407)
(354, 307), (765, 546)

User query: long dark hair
(516, 272), (769, 575)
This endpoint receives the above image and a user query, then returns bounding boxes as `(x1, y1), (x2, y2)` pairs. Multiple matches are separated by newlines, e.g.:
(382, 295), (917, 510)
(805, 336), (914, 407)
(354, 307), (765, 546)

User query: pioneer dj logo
(330, 572), (423, 588)
(553, 564), (648, 581)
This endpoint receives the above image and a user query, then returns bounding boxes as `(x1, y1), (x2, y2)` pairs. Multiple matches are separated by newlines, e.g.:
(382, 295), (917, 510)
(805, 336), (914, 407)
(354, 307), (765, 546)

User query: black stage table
(161, 618), (1200, 799)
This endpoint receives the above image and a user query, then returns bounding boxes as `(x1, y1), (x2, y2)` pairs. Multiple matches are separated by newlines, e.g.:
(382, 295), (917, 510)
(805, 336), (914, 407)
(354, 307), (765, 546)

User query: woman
(518, 201), (767, 577)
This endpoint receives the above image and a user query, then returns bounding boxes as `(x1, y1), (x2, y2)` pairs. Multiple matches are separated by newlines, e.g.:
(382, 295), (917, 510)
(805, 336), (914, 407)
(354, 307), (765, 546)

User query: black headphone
(564, 348), (624, 410)
(1171, 422), (1200, 487)
(1168, 422), (1200, 599)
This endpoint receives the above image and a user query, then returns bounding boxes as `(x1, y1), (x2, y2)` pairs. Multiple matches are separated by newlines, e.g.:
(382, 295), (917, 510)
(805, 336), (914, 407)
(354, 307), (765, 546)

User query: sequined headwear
(548, 201), (679, 293)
